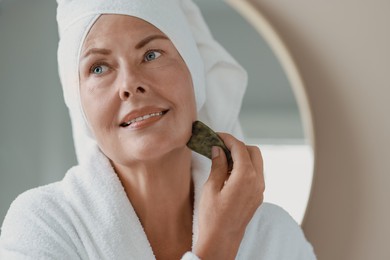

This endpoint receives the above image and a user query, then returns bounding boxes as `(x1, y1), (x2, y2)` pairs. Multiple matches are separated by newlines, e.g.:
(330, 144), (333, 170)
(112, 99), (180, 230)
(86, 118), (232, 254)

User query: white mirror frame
(226, 0), (316, 224)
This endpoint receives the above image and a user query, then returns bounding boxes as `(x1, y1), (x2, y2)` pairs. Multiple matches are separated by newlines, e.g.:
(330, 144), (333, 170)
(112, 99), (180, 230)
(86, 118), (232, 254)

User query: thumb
(207, 146), (229, 190)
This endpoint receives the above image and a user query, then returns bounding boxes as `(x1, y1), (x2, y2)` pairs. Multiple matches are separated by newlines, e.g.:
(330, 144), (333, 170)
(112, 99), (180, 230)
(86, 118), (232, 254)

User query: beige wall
(234, 0), (390, 259)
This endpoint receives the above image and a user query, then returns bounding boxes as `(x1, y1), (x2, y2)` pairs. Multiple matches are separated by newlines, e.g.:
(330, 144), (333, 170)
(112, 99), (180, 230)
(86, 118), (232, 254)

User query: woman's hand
(194, 133), (265, 260)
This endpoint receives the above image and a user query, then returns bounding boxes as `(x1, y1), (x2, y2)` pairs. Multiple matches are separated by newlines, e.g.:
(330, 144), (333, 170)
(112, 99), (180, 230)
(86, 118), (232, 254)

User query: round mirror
(194, 0), (314, 224)
(0, 0), (314, 225)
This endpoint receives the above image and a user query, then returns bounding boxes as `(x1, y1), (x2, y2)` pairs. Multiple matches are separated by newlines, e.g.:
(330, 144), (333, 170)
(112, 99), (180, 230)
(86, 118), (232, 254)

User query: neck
(113, 147), (194, 258)
(114, 146), (193, 212)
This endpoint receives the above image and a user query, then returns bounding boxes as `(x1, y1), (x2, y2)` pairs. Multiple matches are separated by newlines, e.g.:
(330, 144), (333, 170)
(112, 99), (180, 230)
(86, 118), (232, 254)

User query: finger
(207, 146), (229, 191)
(247, 146), (263, 175)
(247, 146), (265, 193)
(216, 134), (257, 191)
(217, 133), (252, 170)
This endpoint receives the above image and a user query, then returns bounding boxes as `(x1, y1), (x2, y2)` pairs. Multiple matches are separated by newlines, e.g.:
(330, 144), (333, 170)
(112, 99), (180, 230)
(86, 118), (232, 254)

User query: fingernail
(211, 146), (220, 159)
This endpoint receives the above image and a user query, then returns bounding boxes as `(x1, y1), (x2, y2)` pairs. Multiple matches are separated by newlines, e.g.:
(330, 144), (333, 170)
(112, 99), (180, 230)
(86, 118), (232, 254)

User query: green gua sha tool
(187, 120), (233, 172)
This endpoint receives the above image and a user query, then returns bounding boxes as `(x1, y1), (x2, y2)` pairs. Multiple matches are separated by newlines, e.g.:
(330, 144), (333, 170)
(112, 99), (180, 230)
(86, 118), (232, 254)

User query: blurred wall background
(0, 0), (77, 222)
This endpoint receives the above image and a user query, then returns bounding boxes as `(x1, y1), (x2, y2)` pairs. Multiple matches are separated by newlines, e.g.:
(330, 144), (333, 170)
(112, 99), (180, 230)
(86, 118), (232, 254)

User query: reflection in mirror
(195, 0), (314, 224)
(0, 0), (312, 225)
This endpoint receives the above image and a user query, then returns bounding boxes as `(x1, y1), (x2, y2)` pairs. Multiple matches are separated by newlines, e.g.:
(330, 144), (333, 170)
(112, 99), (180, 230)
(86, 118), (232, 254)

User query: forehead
(83, 14), (165, 49)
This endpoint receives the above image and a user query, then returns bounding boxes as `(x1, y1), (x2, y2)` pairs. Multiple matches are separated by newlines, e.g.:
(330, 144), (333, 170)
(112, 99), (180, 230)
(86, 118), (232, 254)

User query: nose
(120, 85), (146, 100)
(119, 69), (147, 100)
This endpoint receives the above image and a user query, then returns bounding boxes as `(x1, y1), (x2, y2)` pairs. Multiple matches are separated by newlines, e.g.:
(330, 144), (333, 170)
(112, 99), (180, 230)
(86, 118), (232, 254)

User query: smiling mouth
(120, 110), (169, 127)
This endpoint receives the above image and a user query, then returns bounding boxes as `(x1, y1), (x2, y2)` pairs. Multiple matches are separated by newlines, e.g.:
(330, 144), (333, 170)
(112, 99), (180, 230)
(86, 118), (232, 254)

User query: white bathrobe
(0, 0), (316, 259)
(0, 148), (315, 260)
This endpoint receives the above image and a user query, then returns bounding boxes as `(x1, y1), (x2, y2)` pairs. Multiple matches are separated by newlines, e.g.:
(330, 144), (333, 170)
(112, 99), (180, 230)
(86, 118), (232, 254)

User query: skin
(79, 14), (264, 260)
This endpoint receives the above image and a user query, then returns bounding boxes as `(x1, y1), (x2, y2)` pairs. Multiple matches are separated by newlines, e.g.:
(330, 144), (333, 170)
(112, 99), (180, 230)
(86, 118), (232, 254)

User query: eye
(90, 64), (109, 75)
(144, 50), (162, 62)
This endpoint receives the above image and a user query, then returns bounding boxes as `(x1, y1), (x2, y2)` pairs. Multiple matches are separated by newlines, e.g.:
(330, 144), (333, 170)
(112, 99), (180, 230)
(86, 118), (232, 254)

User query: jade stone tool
(187, 120), (233, 172)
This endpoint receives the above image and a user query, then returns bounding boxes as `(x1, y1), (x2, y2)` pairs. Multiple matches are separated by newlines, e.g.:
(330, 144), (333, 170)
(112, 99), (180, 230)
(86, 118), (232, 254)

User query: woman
(0, 0), (316, 259)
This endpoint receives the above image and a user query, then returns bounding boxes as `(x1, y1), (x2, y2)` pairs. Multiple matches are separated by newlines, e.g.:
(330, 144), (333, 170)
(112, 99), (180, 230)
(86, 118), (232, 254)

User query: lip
(120, 106), (169, 128)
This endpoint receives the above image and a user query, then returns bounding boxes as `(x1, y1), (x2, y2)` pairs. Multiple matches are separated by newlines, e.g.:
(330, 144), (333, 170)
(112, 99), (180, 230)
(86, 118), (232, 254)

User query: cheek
(80, 85), (117, 138)
(167, 77), (196, 116)
(184, 86), (197, 120)
(180, 73), (197, 120)
(161, 63), (197, 116)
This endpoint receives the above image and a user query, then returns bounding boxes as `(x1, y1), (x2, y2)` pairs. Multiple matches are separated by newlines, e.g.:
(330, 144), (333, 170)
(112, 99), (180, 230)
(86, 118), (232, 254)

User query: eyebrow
(81, 34), (169, 59)
(135, 34), (169, 49)
(81, 48), (112, 59)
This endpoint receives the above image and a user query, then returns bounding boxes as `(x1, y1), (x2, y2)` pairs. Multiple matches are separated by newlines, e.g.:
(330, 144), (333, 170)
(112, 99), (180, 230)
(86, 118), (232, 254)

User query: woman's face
(79, 14), (197, 166)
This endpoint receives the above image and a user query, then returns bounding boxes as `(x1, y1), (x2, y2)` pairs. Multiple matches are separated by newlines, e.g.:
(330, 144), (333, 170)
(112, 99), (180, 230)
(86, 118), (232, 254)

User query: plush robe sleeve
(0, 187), (84, 260)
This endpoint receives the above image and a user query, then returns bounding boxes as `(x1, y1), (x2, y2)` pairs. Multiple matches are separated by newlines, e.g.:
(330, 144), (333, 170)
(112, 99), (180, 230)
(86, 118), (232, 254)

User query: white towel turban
(56, 0), (248, 164)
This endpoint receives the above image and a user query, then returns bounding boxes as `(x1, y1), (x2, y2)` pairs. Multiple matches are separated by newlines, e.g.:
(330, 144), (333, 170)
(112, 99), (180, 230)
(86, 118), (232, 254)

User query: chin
(119, 137), (187, 163)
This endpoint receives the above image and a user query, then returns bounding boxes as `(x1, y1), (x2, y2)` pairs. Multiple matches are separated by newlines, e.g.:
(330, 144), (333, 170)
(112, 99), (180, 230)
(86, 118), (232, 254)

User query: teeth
(122, 111), (164, 127)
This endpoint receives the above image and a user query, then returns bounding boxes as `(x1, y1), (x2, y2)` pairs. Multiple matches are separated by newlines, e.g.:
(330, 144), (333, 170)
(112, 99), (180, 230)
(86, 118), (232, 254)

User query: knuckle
(247, 145), (259, 151)
(259, 182), (265, 193)
(237, 140), (246, 148)
(248, 146), (263, 159)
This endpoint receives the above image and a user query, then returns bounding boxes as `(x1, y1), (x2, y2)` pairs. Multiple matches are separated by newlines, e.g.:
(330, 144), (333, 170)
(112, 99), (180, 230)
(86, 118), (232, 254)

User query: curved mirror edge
(195, 0), (315, 224)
